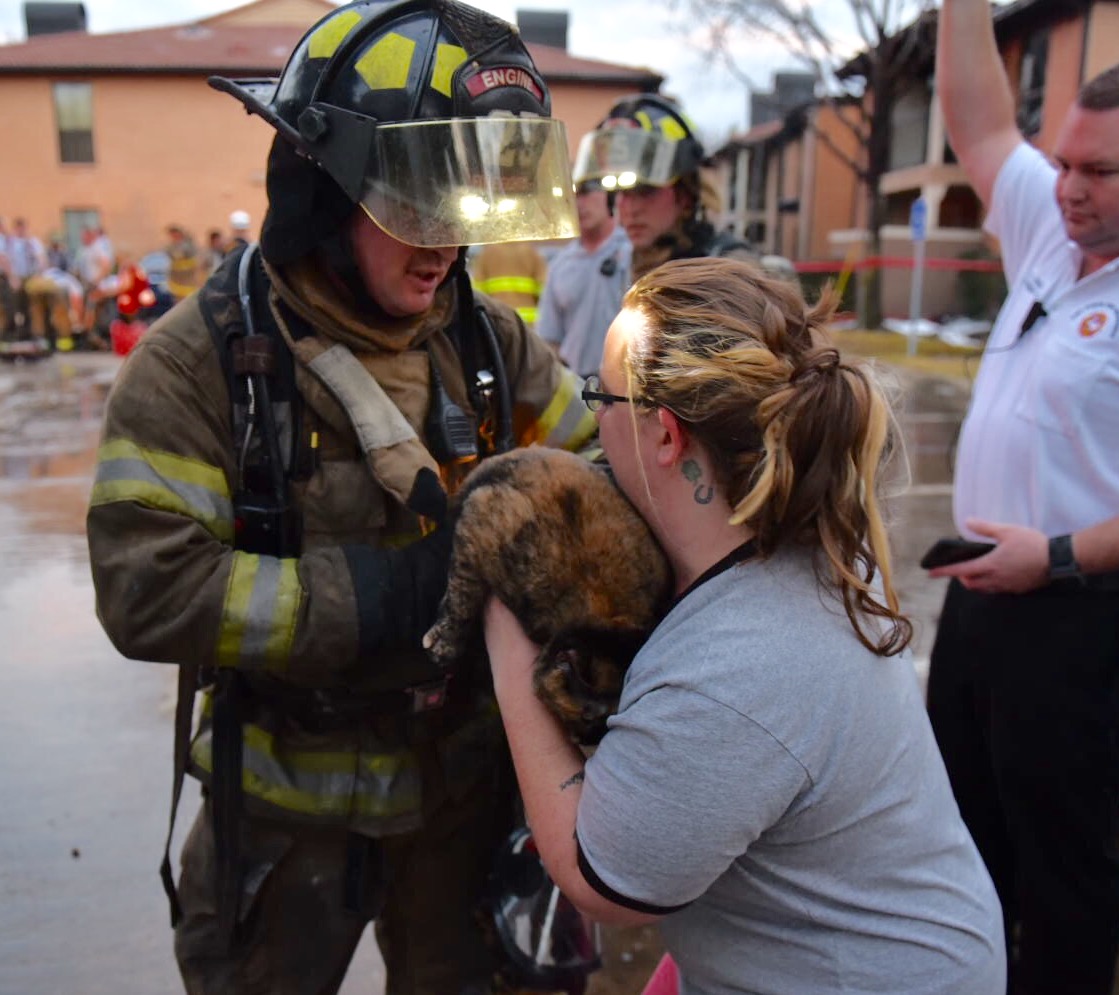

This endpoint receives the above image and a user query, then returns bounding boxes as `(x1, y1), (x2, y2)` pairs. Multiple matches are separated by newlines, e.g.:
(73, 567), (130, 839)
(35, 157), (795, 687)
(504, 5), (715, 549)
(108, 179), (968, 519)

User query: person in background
(226, 210), (252, 255)
(536, 178), (631, 377)
(574, 94), (797, 286)
(469, 238), (548, 330)
(76, 225), (117, 343)
(0, 218), (14, 339)
(925, 3), (1119, 993)
(484, 256), (1006, 995)
(85, 2), (593, 993)
(7, 217), (47, 337)
(46, 232), (70, 272)
(164, 224), (201, 302)
(205, 229), (226, 275)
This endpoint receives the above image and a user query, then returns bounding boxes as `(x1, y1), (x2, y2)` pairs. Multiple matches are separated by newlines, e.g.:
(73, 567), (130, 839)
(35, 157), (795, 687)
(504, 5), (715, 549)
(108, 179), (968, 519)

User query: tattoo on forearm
(559, 770), (585, 791)
(682, 458), (714, 505)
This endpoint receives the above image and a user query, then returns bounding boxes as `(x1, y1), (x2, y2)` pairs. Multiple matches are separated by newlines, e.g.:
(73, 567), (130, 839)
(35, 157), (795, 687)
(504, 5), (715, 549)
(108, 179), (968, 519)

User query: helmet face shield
(573, 126), (683, 190)
(360, 117), (578, 246)
(491, 828), (602, 989)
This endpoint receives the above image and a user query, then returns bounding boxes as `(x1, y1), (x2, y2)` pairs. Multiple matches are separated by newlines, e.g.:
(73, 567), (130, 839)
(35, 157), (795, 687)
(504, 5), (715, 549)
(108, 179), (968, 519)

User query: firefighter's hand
(344, 524), (452, 655)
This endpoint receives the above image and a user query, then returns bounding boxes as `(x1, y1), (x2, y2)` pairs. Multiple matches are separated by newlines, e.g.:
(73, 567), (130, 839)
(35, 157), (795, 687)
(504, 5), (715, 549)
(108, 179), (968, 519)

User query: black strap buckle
(409, 678), (449, 713)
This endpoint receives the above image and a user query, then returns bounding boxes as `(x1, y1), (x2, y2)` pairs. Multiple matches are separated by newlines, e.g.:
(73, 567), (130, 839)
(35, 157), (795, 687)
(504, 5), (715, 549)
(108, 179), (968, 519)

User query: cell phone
(920, 537), (996, 570)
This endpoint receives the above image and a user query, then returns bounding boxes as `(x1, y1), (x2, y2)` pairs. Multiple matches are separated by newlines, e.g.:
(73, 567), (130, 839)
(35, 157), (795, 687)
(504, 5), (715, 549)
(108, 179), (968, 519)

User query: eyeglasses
(581, 374), (632, 412)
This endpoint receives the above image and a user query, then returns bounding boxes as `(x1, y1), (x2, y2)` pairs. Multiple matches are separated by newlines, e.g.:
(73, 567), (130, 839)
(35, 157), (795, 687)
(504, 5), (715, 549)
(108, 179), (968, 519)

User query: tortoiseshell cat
(423, 446), (672, 743)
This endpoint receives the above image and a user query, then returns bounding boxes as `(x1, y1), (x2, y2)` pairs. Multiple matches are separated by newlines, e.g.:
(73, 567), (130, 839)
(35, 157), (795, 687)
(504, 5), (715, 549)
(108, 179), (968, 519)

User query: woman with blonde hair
(484, 257), (1006, 994)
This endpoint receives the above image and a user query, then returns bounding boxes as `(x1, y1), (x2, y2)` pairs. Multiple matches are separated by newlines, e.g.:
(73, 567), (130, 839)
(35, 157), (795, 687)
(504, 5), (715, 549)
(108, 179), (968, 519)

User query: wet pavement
(0, 350), (968, 995)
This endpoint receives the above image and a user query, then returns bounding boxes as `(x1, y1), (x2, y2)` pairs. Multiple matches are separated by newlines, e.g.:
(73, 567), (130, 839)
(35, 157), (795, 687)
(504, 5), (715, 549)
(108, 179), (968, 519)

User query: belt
(240, 676), (455, 734)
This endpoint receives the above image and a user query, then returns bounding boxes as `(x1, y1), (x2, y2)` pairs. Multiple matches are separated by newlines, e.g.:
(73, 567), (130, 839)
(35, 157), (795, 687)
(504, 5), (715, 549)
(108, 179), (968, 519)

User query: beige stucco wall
(806, 104), (862, 260)
(1085, 3), (1119, 79)
(0, 69), (636, 259)
(1035, 15), (1086, 154)
(3, 73), (274, 257)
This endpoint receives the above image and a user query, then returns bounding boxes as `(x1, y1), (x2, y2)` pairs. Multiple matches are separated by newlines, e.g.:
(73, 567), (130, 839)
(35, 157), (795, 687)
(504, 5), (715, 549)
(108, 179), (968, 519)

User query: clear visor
(492, 830), (601, 984)
(361, 117), (578, 247)
(573, 127), (681, 190)
(495, 880), (601, 979)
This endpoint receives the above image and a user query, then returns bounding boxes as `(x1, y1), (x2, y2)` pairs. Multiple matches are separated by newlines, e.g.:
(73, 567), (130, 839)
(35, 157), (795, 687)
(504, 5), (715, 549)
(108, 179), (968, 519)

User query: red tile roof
(0, 20), (663, 86)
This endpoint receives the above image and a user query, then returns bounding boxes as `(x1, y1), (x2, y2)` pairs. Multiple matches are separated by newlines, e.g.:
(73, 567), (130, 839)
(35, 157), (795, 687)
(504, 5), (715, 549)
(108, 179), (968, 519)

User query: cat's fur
(423, 446), (672, 743)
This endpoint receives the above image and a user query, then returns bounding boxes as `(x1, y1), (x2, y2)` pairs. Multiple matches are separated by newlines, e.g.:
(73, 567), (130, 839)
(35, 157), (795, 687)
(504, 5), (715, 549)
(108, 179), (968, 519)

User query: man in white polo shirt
(536, 178), (631, 377)
(927, 2), (1119, 993)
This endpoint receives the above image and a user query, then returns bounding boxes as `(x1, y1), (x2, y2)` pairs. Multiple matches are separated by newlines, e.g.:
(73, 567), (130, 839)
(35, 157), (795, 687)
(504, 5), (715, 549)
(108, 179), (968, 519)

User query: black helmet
(210, 0), (577, 250)
(573, 92), (705, 191)
(490, 827), (602, 992)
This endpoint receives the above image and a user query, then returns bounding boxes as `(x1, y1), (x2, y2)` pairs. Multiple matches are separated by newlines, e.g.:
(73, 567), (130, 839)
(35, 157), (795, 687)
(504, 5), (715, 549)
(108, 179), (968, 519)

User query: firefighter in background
(85, 1), (592, 993)
(470, 239), (548, 329)
(164, 224), (201, 301)
(573, 93), (798, 285)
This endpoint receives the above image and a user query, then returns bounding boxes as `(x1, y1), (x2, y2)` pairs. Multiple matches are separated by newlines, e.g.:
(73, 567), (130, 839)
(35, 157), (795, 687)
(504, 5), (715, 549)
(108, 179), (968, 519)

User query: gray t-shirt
(577, 548), (1005, 995)
(535, 225), (631, 377)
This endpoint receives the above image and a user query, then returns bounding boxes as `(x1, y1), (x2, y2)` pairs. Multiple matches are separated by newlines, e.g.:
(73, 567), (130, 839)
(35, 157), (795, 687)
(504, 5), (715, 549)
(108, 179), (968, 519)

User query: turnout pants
(174, 743), (515, 995)
(927, 579), (1119, 995)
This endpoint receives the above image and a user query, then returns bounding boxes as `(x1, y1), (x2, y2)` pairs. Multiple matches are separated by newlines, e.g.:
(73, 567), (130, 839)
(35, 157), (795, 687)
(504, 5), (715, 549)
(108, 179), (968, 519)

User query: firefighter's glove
(342, 468), (452, 653)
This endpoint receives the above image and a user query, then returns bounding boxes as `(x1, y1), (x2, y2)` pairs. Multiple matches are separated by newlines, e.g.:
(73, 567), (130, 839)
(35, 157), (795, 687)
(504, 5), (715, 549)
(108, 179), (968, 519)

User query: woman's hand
(483, 596), (540, 694)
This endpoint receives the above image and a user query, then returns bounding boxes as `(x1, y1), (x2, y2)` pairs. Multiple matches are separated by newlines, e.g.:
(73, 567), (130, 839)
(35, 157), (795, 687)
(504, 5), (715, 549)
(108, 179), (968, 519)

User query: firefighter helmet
(210, 0), (577, 248)
(490, 826), (602, 991)
(573, 92), (705, 191)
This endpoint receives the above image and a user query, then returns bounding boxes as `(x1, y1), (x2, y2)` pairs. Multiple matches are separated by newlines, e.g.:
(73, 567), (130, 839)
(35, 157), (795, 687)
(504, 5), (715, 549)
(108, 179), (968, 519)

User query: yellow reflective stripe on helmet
(308, 9), (362, 60)
(217, 551), (301, 673)
(659, 116), (687, 141)
(474, 276), (542, 297)
(431, 43), (467, 97)
(531, 371), (597, 450)
(354, 31), (415, 91)
(90, 438), (234, 543)
(190, 718), (421, 819)
(515, 306), (538, 324)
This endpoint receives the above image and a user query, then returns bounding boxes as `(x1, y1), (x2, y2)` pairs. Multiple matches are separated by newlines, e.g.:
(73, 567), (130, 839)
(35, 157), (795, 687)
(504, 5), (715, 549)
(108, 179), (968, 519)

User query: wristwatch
(1048, 533), (1084, 584)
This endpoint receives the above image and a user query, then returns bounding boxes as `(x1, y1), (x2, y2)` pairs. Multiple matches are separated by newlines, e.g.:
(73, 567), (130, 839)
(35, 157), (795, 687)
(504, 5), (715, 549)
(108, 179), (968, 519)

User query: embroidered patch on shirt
(1071, 303), (1119, 339)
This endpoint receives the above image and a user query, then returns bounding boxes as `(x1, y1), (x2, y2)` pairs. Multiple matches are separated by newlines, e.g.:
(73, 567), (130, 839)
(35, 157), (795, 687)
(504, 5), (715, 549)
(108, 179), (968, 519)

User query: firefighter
(573, 93), (798, 285)
(469, 239), (548, 329)
(164, 224), (201, 301)
(86, 2), (592, 993)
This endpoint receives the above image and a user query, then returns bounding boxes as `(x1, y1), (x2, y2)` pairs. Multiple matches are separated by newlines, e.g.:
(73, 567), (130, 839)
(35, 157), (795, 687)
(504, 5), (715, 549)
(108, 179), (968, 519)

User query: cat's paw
(422, 622), (455, 666)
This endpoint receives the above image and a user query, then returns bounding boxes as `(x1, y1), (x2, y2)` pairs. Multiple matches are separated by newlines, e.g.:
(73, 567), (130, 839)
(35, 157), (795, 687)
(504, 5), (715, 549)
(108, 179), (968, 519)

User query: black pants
(927, 580), (1119, 995)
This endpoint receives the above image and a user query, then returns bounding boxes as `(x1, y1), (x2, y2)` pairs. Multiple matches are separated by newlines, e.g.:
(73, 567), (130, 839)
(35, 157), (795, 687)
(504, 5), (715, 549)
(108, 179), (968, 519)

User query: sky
(0, 0), (811, 147)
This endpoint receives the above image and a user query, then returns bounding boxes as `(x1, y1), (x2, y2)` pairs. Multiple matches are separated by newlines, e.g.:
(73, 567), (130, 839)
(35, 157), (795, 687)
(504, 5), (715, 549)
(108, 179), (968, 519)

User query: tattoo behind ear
(683, 459), (714, 505)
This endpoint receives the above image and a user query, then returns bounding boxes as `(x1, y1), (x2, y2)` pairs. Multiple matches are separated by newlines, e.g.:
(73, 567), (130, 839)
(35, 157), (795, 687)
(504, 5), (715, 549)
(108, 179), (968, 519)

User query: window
(53, 82), (94, 163)
(889, 82), (931, 171)
(1017, 30), (1049, 139)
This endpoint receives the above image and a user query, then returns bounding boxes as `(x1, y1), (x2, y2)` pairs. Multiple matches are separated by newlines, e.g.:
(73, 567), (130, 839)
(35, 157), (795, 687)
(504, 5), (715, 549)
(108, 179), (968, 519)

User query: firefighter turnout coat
(87, 249), (596, 836)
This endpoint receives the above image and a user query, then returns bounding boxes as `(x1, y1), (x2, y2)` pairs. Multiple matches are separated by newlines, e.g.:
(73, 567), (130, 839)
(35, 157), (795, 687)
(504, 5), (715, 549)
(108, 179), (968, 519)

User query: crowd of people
(75, 0), (1117, 993)
(0, 211), (255, 353)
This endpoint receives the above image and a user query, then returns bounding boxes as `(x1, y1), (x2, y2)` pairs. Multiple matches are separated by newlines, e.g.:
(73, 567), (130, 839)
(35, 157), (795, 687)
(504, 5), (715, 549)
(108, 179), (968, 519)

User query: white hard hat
(229, 210), (251, 231)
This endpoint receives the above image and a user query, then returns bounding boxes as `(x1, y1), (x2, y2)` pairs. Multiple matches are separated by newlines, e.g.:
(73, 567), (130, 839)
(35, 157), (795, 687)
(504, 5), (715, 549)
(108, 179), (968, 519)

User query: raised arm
(937, 0), (1023, 207)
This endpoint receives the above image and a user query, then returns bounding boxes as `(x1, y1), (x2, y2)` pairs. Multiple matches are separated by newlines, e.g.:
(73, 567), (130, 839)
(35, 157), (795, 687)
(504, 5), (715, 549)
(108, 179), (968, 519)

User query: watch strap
(1048, 533), (1083, 582)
